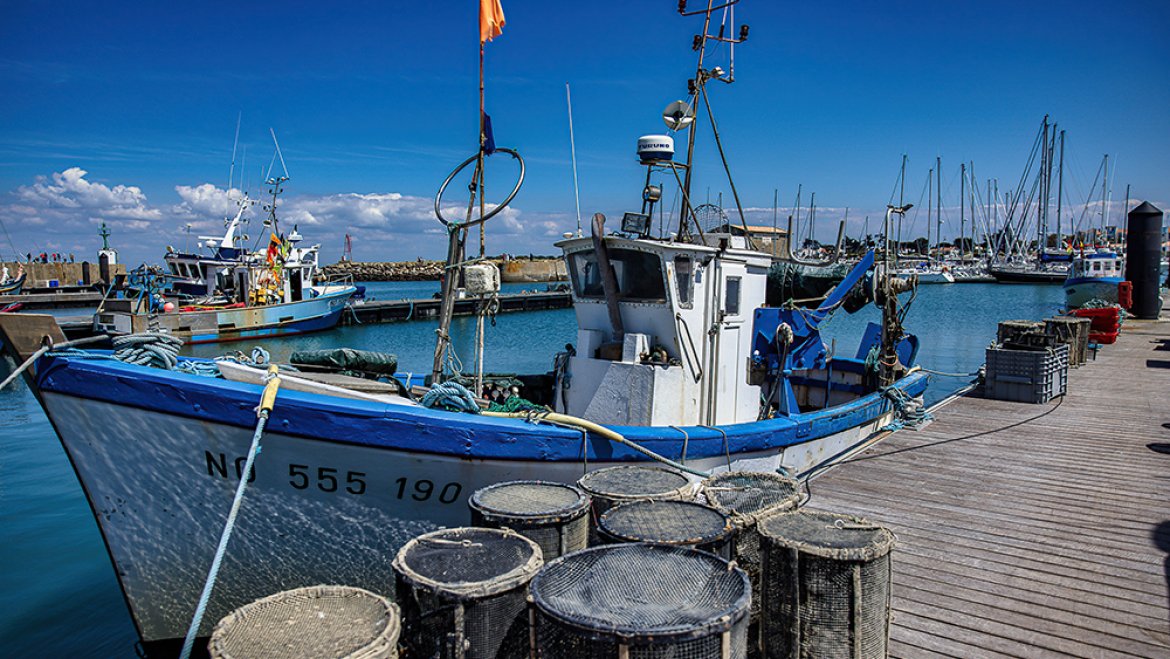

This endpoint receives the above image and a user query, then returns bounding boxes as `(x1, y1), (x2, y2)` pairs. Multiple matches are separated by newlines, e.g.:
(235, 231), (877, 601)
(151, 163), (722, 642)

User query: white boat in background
(1063, 248), (1124, 309)
(94, 178), (356, 343)
(896, 261), (955, 284)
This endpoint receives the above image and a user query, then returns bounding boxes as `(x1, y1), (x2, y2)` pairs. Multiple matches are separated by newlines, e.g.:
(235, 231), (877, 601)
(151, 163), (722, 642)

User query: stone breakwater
(321, 257), (567, 283)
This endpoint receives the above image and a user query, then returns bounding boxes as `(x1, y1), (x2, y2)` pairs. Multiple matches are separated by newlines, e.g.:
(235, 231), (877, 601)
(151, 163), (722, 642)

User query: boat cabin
(1070, 250), (1123, 279)
(555, 232), (772, 427)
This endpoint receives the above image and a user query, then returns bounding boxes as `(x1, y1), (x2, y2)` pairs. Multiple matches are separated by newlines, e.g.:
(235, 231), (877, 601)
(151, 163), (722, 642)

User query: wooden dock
(808, 314), (1170, 657)
(345, 290), (571, 325)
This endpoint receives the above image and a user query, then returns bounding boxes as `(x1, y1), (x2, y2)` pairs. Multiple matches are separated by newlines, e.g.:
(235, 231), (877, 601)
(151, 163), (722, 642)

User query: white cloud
(0, 168), (569, 264)
(16, 167), (161, 221)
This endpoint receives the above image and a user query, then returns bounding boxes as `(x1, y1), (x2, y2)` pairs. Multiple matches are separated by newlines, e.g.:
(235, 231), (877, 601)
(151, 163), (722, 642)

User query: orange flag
(480, 0), (505, 43)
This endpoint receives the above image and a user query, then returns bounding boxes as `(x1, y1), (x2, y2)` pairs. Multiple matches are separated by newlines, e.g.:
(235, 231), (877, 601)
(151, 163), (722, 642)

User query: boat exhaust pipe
(590, 213), (625, 344)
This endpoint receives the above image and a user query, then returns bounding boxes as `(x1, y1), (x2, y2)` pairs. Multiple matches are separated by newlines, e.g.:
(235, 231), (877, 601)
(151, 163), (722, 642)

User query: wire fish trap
(530, 543), (751, 658)
(758, 511), (895, 659)
(598, 500), (733, 559)
(700, 471), (800, 656)
(393, 527), (543, 659)
(577, 465), (693, 539)
(469, 480), (591, 561)
(208, 585), (401, 659)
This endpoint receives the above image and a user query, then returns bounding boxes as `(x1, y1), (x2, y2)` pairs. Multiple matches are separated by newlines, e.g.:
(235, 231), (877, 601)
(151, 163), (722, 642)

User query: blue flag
(482, 112), (496, 154)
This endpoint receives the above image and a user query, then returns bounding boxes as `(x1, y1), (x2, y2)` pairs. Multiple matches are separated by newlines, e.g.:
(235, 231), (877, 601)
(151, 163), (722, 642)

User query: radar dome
(637, 135), (674, 163)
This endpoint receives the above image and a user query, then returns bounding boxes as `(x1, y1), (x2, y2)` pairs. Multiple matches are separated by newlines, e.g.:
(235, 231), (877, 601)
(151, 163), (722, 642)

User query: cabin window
(569, 248), (666, 302)
(1092, 261), (1101, 272)
(168, 262), (179, 275)
(674, 255), (694, 308)
(725, 277), (741, 316)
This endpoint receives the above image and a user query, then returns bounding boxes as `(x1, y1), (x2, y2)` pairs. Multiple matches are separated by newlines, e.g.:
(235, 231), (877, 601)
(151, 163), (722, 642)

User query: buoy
(163, 302), (175, 313)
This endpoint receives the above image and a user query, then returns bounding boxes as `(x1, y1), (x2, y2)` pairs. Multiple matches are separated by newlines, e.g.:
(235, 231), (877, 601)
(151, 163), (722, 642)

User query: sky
(1, 0), (1168, 265)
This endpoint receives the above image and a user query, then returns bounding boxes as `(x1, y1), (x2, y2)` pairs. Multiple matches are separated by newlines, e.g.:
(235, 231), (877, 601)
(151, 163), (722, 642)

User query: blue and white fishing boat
(1063, 248), (1124, 309)
(0, 2), (930, 653)
(95, 181), (357, 343)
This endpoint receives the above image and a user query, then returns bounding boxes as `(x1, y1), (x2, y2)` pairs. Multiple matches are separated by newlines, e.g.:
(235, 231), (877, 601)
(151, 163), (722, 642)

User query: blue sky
(1, 1), (1167, 264)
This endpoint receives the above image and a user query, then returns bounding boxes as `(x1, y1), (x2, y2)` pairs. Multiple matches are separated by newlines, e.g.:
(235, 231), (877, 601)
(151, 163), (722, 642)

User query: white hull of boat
(42, 389), (892, 644)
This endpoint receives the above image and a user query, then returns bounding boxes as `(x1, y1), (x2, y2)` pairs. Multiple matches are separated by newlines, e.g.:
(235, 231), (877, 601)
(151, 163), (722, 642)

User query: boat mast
(960, 162), (965, 262)
(936, 155), (942, 262)
(926, 166), (932, 259)
(676, 0), (749, 239)
(1055, 130), (1064, 249)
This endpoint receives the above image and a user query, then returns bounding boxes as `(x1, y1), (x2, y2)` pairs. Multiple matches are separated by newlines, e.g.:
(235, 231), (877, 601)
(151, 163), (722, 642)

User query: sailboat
(0, 1), (930, 652)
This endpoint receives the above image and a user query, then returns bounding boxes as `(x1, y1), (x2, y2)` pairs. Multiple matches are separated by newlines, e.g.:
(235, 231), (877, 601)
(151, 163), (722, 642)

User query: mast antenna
(566, 83), (583, 236)
(228, 112), (241, 193)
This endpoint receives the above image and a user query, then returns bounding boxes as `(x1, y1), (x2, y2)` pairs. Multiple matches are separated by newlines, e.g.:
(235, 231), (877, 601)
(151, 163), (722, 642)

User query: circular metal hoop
(434, 147), (525, 229)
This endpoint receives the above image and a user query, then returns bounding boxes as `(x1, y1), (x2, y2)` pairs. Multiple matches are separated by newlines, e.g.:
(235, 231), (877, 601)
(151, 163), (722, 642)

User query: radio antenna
(566, 83), (583, 236)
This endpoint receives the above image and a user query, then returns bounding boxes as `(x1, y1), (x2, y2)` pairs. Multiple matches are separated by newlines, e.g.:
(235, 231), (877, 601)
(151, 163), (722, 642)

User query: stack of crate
(985, 320), (1071, 404)
(1044, 316), (1091, 366)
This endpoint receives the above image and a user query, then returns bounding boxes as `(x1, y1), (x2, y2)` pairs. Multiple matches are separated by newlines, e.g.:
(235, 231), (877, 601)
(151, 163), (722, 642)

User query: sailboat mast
(1055, 130), (1064, 247)
(936, 155), (941, 261)
(926, 167), (932, 258)
(772, 187), (778, 256)
(960, 162), (965, 261)
(1100, 154), (1109, 238)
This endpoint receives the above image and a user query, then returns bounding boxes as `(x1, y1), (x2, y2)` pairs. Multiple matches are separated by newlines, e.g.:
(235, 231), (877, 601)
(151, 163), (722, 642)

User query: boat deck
(807, 313), (1170, 657)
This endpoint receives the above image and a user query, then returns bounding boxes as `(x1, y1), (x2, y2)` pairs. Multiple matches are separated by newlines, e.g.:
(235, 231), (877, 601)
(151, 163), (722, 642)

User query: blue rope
(421, 381), (481, 413)
(177, 374), (275, 659)
(879, 385), (932, 431)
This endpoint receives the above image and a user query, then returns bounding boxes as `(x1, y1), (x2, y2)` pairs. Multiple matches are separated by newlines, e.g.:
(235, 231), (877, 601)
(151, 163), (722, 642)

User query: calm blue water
(0, 281), (1063, 657)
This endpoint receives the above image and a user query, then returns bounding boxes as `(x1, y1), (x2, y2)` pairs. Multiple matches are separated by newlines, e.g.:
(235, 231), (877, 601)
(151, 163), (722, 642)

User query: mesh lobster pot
(530, 543), (751, 658)
(578, 466), (693, 540)
(393, 527), (542, 659)
(208, 585), (400, 659)
(598, 500), (733, 559)
(701, 472), (801, 656)
(469, 480), (591, 561)
(757, 511), (895, 659)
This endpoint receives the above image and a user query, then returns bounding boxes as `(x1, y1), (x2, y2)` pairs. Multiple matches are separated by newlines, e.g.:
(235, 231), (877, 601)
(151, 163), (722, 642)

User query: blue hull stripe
(34, 354), (929, 462)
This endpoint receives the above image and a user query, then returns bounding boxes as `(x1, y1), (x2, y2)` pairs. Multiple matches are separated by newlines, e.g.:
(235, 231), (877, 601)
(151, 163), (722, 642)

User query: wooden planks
(807, 314), (1170, 658)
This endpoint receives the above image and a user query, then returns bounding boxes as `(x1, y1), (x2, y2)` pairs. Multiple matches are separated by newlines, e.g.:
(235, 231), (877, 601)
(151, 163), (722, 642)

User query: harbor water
(0, 282), (1063, 657)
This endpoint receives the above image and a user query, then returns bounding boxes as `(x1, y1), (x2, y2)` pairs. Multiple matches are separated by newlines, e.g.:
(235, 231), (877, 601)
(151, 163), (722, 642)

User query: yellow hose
(482, 409), (709, 477)
(258, 364), (282, 416)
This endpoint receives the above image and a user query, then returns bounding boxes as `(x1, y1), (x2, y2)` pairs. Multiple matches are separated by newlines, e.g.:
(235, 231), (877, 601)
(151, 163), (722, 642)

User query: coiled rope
(420, 380), (481, 413)
(879, 385), (932, 432)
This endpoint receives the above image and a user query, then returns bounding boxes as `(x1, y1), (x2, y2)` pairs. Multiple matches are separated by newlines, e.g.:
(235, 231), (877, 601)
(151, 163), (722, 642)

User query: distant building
(714, 223), (789, 257)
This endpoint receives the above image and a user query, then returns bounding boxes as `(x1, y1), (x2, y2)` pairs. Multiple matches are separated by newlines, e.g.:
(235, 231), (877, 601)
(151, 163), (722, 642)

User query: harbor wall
(321, 256), (567, 283)
(1, 261), (126, 288)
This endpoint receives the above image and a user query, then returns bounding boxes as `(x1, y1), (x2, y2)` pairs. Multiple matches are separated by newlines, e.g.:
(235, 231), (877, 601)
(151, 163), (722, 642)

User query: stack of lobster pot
(393, 527), (542, 658)
(577, 465), (693, 540)
(469, 480), (591, 561)
(757, 510), (895, 659)
(208, 585), (401, 659)
(530, 543), (752, 658)
(701, 471), (801, 657)
(597, 499), (733, 559)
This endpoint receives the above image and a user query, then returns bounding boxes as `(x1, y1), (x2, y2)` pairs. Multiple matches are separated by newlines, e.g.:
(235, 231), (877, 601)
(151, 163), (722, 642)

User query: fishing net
(758, 511), (895, 659)
(208, 585), (400, 659)
(701, 471), (801, 655)
(393, 527), (542, 659)
(598, 500), (732, 559)
(530, 544), (751, 658)
(469, 480), (591, 561)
